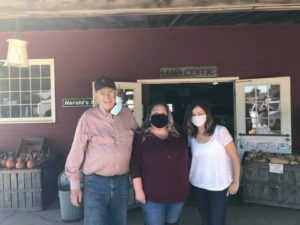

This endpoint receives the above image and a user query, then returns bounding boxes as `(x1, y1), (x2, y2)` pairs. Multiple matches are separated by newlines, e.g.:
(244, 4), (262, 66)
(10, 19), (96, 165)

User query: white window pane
(41, 79), (50, 90)
(41, 65), (50, 78)
(0, 92), (9, 105)
(11, 92), (20, 104)
(10, 67), (19, 78)
(0, 79), (9, 91)
(31, 79), (40, 91)
(20, 67), (29, 78)
(32, 105), (39, 117)
(10, 79), (20, 91)
(11, 106), (20, 118)
(0, 67), (8, 78)
(21, 79), (30, 91)
(0, 106), (10, 118)
(32, 92), (41, 104)
(21, 92), (31, 104)
(31, 65), (40, 78)
(21, 105), (31, 117)
(244, 86), (256, 101)
(41, 91), (51, 100)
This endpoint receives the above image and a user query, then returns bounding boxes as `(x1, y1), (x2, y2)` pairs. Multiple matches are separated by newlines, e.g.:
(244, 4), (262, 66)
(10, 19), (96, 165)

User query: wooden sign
(62, 98), (93, 107)
(160, 66), (218, 79)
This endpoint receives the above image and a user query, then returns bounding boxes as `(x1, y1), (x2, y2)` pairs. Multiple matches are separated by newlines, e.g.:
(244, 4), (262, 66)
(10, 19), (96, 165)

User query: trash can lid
(58, 170), (83, 191)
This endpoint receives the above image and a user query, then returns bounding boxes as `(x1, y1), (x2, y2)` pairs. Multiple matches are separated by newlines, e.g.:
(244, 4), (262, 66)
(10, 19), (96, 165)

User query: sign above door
(159, 66), (218, 79)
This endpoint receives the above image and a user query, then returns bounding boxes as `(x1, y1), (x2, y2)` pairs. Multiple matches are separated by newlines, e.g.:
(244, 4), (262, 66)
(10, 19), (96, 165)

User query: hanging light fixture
(4, 19), (29, 67)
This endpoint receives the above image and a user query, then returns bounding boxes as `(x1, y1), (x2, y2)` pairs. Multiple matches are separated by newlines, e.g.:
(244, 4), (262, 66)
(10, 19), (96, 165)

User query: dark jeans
(193, 186), (228, 225)
(83, 173), (129, 225)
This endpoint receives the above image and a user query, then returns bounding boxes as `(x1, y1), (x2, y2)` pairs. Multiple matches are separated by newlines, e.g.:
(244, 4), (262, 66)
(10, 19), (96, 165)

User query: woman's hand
(135, 189), (146, 204)
(225, 141), (240, 197)
(227, 182), (239, 196)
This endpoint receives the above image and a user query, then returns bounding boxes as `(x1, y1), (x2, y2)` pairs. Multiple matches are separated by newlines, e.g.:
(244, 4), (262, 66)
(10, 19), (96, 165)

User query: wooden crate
(16, 137), (48, 158)
(242, 161), (300, 209)
(0, 155), (63, 212)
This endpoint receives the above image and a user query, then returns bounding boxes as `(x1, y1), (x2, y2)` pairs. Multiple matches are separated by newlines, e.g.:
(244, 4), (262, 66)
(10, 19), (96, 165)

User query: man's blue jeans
(83, 174), (129, 225)
(142, 201), (184, 225)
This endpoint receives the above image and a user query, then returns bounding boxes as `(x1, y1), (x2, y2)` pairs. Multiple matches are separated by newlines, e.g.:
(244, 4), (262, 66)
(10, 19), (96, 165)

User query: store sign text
(160, 66), (218, 78)
(62, 98), (93, 107)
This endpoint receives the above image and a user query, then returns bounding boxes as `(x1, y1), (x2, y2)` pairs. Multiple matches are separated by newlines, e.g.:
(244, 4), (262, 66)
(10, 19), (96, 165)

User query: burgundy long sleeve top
(130, 131), (189, 203)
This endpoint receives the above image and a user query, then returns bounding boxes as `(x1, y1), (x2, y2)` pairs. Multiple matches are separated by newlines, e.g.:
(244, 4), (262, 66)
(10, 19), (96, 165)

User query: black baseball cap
(94, 76), (116, 91)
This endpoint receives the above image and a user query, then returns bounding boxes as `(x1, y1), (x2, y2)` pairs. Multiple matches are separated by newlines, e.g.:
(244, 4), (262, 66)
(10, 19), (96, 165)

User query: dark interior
(142, 82), (234, 135)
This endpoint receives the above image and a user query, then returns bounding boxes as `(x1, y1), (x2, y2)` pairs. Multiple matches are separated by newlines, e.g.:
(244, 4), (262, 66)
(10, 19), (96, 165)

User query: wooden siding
(0, 24), (300, 155)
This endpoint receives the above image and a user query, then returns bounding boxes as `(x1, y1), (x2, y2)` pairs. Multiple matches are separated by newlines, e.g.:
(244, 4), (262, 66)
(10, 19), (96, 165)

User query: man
(65, 76), (137, 225)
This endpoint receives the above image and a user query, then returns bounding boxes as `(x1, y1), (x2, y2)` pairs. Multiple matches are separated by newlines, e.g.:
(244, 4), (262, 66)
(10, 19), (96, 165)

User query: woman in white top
(184, 100), (240, 225)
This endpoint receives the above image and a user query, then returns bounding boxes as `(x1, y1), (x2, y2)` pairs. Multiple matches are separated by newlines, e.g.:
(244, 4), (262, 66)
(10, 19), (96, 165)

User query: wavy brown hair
(140, 103), (179, 136)
(183, 100), (216, 138)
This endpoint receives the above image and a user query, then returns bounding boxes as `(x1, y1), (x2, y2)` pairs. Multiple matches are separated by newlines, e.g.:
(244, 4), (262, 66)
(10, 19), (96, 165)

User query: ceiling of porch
(0, 0), (300, 32)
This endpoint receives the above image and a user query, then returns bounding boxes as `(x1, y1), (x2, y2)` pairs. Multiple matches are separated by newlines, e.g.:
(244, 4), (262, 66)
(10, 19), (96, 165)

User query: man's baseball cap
(94, 76), (116, 91)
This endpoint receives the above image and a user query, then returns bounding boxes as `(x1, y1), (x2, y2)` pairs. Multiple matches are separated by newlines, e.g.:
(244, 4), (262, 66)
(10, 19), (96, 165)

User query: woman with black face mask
(130, 103), (189, 225)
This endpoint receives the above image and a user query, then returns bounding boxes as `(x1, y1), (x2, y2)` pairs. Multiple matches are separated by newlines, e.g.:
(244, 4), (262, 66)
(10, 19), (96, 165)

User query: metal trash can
(58, 171), (83, 222)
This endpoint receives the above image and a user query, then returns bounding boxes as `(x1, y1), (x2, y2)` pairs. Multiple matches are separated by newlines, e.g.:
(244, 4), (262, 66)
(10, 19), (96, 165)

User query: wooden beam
(0, 2), (300, 19)
(168, 14), (182, 27)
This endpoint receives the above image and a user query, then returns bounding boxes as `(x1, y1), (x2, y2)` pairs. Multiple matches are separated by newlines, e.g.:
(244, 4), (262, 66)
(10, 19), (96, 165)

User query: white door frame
(138, 77), (239, 84)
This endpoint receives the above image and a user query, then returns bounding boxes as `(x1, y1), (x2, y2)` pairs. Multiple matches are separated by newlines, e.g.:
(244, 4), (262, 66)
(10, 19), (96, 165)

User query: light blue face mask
(110, 96), (123, 116)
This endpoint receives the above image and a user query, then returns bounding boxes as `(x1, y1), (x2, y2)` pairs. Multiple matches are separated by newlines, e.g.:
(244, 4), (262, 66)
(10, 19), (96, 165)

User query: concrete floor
(0, 196), (300, 225)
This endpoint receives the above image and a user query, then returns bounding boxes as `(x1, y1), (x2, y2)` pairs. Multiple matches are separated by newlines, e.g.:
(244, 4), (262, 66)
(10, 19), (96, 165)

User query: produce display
(244, 150), (300, 165)
(0, 137), (50, 170)
(0, 150), (50, 170)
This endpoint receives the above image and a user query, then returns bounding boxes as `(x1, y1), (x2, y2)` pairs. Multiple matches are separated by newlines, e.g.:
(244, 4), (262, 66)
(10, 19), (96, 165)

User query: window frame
(234, 77), (291, 158)
(0, 58), (56, 124)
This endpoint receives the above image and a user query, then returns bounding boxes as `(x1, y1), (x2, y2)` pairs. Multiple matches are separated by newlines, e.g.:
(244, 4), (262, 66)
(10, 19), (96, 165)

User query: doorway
(142, 82), (234, 135)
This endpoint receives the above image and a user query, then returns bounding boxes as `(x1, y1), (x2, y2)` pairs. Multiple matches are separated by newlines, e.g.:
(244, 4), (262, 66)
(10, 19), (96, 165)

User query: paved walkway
(0, 198), (300, 225)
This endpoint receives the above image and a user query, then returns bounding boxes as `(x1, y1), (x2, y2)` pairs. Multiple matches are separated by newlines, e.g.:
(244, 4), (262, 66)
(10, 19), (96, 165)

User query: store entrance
(142, 82), (234, 135)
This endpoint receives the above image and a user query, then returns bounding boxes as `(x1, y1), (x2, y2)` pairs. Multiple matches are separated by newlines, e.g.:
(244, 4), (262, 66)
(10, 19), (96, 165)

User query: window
(0, 59), (55, 123)
(117, 89), (135, 112)
(235, 77), (291, 158)
(245, 84), (280, 134)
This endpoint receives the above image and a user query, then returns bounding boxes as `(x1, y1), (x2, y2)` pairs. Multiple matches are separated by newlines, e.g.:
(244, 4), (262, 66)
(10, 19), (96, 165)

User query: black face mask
(150, 114), (168, 128)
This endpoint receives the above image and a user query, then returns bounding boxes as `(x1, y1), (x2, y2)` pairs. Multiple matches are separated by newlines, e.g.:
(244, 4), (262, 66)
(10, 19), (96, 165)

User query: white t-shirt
(189, 125), (233, 191)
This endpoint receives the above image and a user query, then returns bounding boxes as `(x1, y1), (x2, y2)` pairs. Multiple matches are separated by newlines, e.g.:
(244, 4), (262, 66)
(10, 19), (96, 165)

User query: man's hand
(70, 189), (82, 207)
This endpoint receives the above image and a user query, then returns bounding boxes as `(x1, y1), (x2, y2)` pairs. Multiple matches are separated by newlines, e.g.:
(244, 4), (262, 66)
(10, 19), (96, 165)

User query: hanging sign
(62, 98), (93, 107)
(160, 66), (218, 79)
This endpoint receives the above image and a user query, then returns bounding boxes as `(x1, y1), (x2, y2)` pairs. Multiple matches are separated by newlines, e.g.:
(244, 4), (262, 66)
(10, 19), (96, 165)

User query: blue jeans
(142, 201), (184, 225)
(83, 174), (129, 225)
(193, 186), (228, 225)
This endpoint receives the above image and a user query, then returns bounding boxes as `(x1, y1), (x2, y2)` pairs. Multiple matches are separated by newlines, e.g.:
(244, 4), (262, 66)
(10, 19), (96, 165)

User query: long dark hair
(183, 100), (216, 138)
(140, 102), (179, 136)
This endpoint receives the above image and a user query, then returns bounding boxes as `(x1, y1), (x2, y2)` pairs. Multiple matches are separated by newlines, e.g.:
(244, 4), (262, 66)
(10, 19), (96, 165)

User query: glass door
(234, 77), (291, 159)
(115, 82), (142, 125)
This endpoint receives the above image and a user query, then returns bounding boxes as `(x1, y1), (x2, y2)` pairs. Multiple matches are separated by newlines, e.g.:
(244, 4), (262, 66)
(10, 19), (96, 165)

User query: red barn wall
(0, 24), (299, 155)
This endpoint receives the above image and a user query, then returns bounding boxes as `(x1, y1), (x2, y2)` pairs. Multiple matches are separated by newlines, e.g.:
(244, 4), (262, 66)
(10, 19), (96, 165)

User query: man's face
(96, 87), (117, 112)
